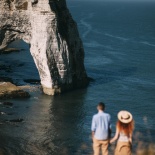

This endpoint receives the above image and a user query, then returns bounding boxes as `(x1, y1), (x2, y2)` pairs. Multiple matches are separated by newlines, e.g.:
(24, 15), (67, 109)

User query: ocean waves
(79, 15), (155, 48)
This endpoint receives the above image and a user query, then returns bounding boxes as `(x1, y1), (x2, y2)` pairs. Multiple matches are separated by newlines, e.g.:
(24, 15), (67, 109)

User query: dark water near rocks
(0, 1), (155, 155)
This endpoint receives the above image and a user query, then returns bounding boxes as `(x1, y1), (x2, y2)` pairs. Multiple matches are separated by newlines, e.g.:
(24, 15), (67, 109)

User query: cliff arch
(0, 0), (88, 95)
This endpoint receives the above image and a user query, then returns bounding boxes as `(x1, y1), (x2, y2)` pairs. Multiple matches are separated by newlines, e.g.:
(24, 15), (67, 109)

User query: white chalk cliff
(0, 0), (88, 95)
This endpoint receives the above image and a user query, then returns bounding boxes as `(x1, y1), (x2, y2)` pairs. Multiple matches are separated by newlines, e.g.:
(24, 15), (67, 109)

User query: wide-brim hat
(118, 110), (133, 124)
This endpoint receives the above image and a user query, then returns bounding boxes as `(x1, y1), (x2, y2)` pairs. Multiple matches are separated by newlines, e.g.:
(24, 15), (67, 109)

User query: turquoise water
(0, 1), (155, 154)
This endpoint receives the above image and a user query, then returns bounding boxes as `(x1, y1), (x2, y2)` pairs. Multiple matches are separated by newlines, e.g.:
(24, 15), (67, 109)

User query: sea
(0, 0), (155, 154)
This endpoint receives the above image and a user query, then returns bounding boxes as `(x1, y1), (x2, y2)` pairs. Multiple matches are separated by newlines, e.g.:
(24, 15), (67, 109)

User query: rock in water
(2, 102), (13, 106)
(0, 0), (89, 95)
(0, 82), (30, 99)
(6, 118), (24, 123)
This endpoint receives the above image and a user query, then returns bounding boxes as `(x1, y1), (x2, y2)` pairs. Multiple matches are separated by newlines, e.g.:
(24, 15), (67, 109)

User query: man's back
(91, 111), (111, 140)
(91, 102), (111, 155)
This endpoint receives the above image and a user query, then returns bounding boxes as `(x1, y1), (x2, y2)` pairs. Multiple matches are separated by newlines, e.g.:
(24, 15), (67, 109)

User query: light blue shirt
(91, 111), (111, 140)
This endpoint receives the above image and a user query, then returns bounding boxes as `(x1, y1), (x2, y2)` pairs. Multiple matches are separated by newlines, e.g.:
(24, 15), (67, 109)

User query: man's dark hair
(98, 102), (105, 110)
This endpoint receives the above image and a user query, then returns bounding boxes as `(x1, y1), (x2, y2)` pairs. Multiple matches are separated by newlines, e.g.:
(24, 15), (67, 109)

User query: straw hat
(118, 110), (133, 124)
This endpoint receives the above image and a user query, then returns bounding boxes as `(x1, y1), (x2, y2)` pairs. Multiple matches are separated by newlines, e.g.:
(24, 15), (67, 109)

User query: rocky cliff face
(0, 0), (88, 95)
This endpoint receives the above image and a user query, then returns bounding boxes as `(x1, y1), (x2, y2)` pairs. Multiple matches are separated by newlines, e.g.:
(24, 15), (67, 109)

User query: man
(91, 102), (111, 155)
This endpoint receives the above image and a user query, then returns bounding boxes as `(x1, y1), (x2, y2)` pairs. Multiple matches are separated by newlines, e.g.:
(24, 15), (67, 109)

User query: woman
(110, 111), (134, 155)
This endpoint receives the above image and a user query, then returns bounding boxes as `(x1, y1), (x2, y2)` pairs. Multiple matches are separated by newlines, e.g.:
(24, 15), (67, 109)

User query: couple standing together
(91, 102), (134, 155)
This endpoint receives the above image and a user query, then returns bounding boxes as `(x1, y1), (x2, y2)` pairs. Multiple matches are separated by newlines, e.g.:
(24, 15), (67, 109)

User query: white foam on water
(84, 41), (113, 49)
(92, 29), (130, 41)
(93, 29), (155, 48)
(140, 41), (155, 47)
(104, 33), (129, 41)
(86, 55), (113, 65)
(80, 13), (94, 39)
(124, 77), (155, 86)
